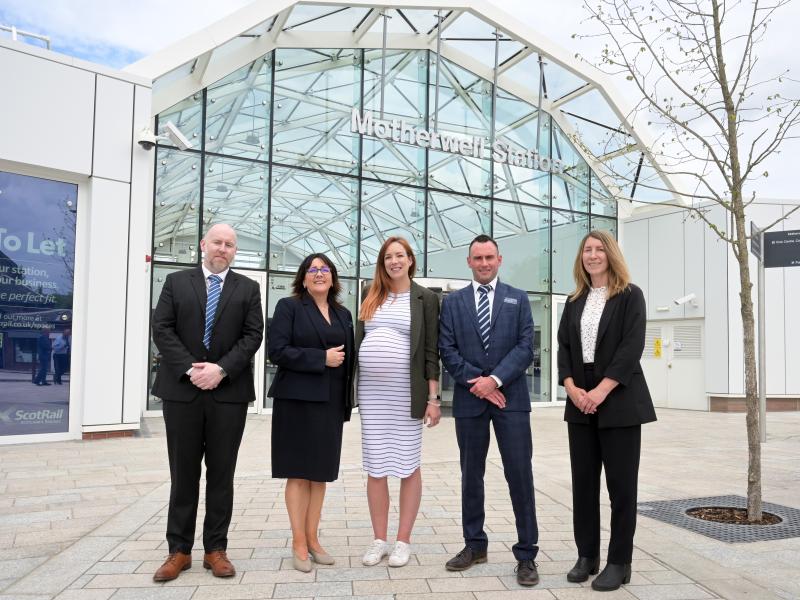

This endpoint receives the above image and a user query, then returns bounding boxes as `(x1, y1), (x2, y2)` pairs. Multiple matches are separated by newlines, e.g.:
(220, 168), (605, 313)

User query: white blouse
(580, 286), (607, 363)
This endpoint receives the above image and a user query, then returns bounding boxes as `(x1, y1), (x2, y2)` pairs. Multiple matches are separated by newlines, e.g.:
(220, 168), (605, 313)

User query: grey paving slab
(54, 591), (116, 600)
(626, 584), (717, 600)
(110, 588), (196, 600)
(0, 410), (796, 600)
(7, 536), (125, 596)
(272, 581), (353, 597)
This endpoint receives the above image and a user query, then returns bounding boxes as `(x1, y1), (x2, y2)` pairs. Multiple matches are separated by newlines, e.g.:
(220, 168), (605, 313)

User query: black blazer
(355, 280), (441, 419)
(557, 283), (656, 428)
(267, 294), (356, 421)
(151, 267), (264, 403)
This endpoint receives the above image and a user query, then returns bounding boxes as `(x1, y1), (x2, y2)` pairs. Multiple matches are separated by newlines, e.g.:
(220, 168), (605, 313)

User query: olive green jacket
(355, 280), (441, 419)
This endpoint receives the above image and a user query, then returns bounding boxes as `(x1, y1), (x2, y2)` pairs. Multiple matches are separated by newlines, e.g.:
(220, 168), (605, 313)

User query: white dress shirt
(202, 265), (230, 290)
(580, 286), (607, 363)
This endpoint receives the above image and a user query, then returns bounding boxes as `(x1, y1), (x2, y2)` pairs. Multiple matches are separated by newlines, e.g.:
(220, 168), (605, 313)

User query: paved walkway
(0, 408), (798, 600)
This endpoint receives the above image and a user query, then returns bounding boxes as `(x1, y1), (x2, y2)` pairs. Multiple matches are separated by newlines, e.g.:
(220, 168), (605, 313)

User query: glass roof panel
(630, 158), (675, 203)
(505, 53), (587, 102)
(367, 8), (425, 34)
(560, 111), (634, 158)
(558, 88), (626, 134)
(284, 5), (370, 32)
(441, 12), (525, 70)
(243, 17), (276, 37)
(152, 61), (194, 96)
(396, 9), (441, 34)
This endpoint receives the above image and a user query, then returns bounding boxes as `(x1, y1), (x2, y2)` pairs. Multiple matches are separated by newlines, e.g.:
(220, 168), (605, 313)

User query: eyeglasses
(307, 266), (331, 275)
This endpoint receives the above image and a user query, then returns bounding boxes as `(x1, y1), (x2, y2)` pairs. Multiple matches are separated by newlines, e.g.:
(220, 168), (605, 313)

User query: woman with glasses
(556, 230), (656, 591)
(356, 236), (441, 568)
(268, 253), (355, 572)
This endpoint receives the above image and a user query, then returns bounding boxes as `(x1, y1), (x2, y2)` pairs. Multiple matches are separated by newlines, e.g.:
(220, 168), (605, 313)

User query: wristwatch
(428, 394), (441, 401)
(218, 366), (228, 378)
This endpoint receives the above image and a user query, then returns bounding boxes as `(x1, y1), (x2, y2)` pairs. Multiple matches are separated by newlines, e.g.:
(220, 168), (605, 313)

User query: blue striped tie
(203, 274), (222, 349)
(477, 284), (492, 351)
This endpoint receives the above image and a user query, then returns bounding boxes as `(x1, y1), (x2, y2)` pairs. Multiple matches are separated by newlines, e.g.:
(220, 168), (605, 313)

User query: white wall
(624, 199), (800, 403)
(0, 39), (152, 441)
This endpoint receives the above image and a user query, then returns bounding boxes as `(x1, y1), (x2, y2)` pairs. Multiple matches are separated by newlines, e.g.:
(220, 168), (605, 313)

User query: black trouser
(162, 395), (248, 554)
(567, 365), (641, 564)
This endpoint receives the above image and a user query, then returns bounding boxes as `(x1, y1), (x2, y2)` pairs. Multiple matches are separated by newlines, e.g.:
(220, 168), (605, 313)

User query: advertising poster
(0, 171), (77, 436)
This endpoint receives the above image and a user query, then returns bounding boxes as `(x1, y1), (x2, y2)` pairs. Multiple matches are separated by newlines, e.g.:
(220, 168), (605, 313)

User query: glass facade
(148, 47), (617, 410)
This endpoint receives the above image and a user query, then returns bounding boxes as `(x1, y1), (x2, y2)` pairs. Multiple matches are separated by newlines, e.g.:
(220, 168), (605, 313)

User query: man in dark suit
(439, 235), (540, 586)
(151, 223), (263, 582)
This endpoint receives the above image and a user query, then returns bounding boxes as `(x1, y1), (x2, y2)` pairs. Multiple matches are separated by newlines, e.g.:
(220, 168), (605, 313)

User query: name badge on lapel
(503, 297), (518, 305)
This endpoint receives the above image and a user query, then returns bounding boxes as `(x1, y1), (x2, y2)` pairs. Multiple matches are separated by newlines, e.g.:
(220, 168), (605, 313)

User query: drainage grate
(637, 495), (800, 543)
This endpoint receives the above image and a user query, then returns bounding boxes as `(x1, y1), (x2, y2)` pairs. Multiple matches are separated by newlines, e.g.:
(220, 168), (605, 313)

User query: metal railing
(0, 24), (51, 49)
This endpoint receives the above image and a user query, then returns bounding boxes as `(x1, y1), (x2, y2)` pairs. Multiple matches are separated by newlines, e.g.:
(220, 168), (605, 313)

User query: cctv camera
(673, 293), (697, 306)
(163, 121), (193, 151)
(137, 128), (159, 151)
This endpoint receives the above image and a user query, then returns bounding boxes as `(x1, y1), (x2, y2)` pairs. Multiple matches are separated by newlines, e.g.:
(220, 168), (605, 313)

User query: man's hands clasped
(190, 362), (224, 390)
(467, 375), (506, 408)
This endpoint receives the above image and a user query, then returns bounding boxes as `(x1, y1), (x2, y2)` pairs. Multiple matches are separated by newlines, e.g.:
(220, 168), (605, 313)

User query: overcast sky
(1, 0), (798, 200)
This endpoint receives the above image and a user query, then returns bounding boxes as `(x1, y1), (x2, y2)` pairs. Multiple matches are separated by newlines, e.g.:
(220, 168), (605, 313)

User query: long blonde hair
(569, 229), (631, 301)
(359, 236), (417, 321)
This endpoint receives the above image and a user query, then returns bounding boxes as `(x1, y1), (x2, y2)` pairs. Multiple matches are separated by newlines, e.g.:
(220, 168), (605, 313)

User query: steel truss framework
(139, 1), (665, 285)
(136, 0), (680, 410)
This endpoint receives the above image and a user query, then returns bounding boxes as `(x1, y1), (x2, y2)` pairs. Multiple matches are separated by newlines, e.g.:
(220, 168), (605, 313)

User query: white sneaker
(362, 539), (390, 566)
(388, 541), (411, 567)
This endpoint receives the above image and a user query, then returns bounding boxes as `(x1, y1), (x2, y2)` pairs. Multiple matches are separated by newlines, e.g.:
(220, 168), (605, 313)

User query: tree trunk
(712, 0), (762, 522)
(733, 207), (763, 521)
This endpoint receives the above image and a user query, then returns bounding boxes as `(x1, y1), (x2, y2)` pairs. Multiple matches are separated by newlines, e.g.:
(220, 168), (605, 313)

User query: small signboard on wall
(764, 229), (800, 268)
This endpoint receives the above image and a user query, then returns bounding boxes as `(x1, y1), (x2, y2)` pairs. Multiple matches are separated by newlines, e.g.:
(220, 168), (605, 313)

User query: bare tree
(577, 0), (800, 521)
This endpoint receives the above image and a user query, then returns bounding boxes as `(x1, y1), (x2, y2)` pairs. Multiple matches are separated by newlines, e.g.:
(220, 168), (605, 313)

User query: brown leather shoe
(153, 552), (191, 582)
(203, 550), (236, 577)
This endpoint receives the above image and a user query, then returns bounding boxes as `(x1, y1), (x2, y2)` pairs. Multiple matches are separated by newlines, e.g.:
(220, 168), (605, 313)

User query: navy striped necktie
(203, 274), (222, 349)
(477, 284), (492, 351)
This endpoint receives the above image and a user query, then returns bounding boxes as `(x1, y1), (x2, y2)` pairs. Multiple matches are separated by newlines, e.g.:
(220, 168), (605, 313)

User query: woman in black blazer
(267, 253), (355, 573)
(557, 230), (656, 592)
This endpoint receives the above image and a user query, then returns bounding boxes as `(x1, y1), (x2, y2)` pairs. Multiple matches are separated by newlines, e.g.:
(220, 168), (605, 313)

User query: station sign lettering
(351, 109), (565, 175)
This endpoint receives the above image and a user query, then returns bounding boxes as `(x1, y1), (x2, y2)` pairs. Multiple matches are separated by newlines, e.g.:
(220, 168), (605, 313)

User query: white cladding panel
(784, 207), (800, 394)
(683, 212), (705, 318)
(648, 212), (685, 320)
(703, 205), (729, 393)
(122, 85), (154, 424)
(0, 47), (94, 174)
(622, 219), (649, 305)
(93, 76), (134, 182)
(81, 178), (131, 426)
(755, 205), (787, 395)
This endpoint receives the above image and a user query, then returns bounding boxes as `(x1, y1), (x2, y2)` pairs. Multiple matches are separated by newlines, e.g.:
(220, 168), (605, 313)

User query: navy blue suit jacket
(439, 281), (534, 417)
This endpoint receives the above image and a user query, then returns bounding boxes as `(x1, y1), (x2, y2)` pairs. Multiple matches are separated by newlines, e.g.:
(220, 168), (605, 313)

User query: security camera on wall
(674, 293), (697, 306)
(136, 121), (193, 151)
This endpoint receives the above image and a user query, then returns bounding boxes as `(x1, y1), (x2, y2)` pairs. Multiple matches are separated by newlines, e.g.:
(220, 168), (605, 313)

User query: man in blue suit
(439, 234), (539, 586)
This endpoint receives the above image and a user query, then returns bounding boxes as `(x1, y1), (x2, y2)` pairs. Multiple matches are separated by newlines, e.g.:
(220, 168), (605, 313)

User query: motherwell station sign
(351, 109), (565, 175)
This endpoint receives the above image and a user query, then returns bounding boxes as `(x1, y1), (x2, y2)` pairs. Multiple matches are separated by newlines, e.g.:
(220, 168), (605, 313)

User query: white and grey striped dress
(358, 291), (422, 478)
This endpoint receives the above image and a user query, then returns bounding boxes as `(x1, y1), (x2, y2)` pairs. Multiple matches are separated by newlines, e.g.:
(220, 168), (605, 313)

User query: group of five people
(151, 223), (655, 592)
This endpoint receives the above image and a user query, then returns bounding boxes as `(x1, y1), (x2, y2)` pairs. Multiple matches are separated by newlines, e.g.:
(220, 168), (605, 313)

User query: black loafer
(592, 563), (631, 591)
(445, 546), (487, 571)
(567, 556), (600, 582)
(515, 559), (539, 586)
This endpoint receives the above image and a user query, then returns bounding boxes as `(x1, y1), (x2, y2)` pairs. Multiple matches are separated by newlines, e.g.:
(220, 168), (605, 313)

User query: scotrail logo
(0, 406), (65, 424)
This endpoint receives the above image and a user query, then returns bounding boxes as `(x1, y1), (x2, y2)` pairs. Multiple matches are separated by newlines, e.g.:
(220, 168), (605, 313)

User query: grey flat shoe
(309, 548), (335, 565)
(292, 552), (312, 573)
